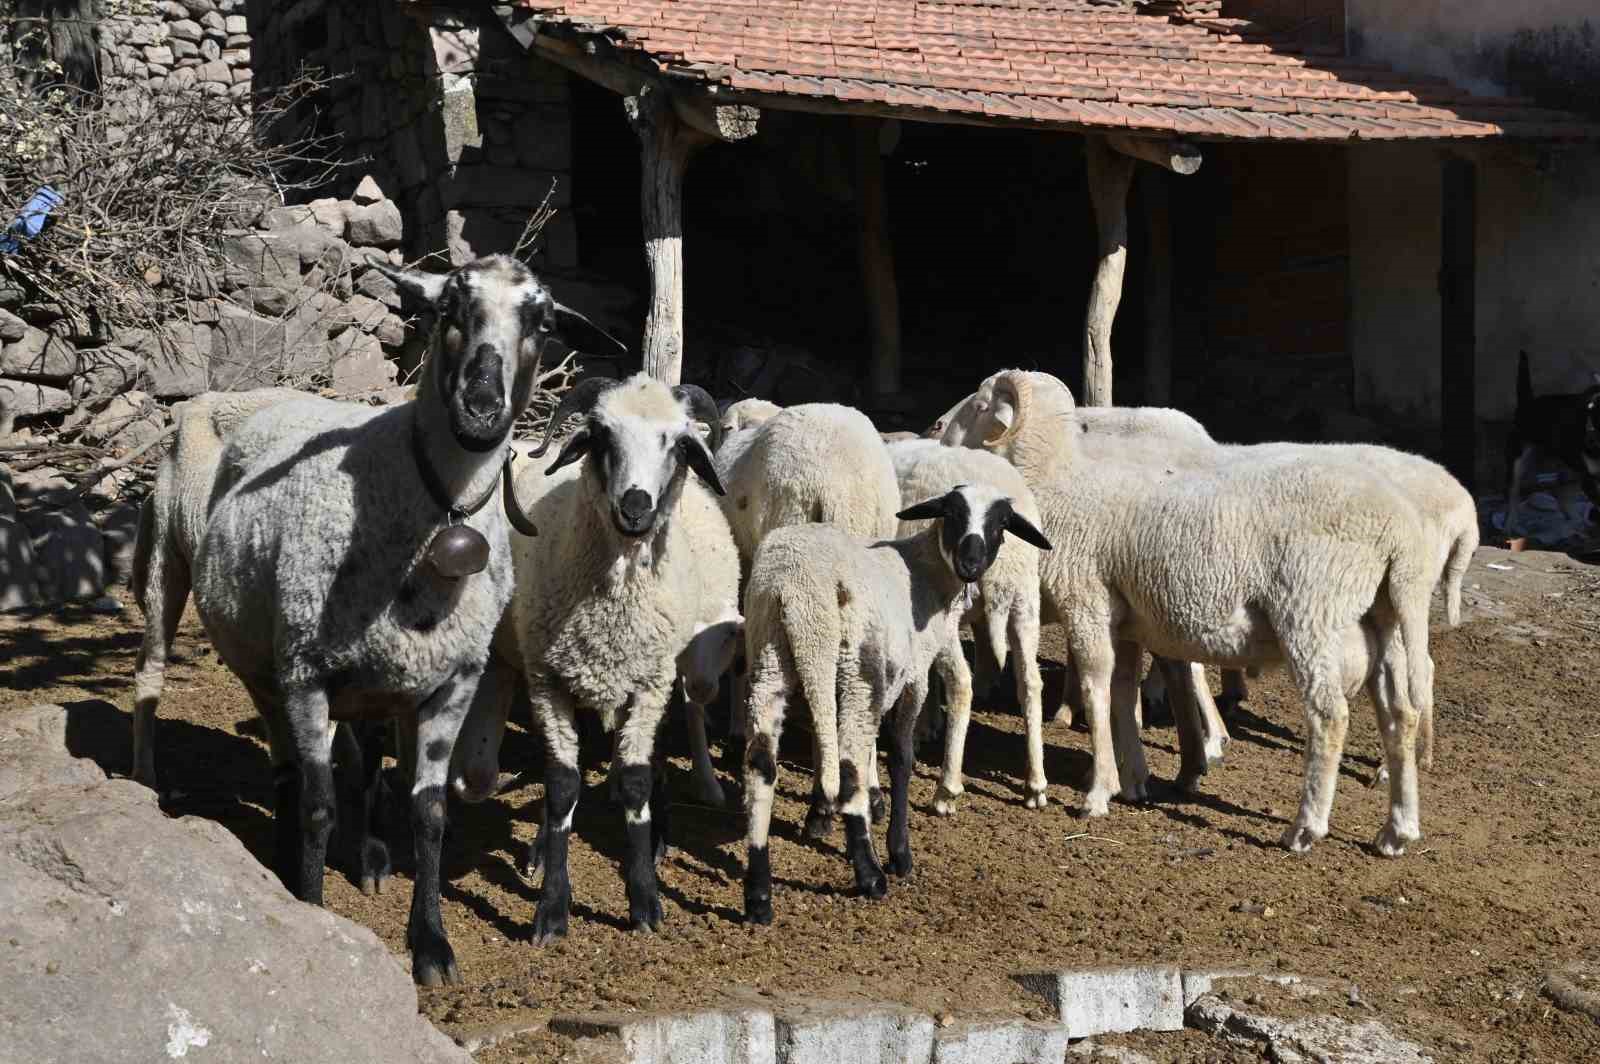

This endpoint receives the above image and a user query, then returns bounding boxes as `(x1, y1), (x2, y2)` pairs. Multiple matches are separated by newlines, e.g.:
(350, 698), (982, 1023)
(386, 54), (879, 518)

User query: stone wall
(248, 0), (578, 272)
(101, 0), (254, 103)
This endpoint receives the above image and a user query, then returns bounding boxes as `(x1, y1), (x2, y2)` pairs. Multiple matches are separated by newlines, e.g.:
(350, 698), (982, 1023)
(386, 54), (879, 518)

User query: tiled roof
(505, 0), (1600, 141)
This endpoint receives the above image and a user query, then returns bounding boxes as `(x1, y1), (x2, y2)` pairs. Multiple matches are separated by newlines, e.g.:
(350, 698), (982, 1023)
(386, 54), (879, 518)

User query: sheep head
(896, 483), (1052, 585)
(376, 255), (626, 452)
(546, 373), (727, 539)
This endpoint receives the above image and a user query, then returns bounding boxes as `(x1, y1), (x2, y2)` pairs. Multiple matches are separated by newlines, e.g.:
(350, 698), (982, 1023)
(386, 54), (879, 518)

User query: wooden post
(1140, 167), (1173, 406)
(854, 117), (902, 401)
(1440, 154), (1477, 492)
(625, 86), (707, 385)
(1083, 135), (1135, 407)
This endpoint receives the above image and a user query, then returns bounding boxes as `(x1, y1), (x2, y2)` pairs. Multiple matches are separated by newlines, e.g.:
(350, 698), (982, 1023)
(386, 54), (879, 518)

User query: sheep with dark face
(740, 484), (1052, 924)
(501, 373), (735, 943)
(190, 254), (623, 985)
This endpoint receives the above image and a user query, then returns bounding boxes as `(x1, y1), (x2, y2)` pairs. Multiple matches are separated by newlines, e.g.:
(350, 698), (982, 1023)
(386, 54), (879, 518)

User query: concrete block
(551, 1008), (776, 1064)
(930, 1018), (1069, 1064)
(1015, 966), (1183, 1039)
(773, 1001), (933, 1064)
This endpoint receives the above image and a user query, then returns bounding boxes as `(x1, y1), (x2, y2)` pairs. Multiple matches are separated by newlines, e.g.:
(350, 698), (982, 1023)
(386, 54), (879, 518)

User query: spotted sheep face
(896, 483), (1053, 584)
(376, 255), (623, 452)
(546, 375), (726, 539)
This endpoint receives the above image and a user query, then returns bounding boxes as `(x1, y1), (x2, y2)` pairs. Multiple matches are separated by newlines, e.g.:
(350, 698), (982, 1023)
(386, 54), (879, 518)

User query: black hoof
(857, 869), (888, 899)
(868, 788), (886, 825)
(887, 850), (913, 878)
(411, 934), (460, 987)
(532, 895), (569, 945)
(802, 808), (835, 840)
(745, 893), (773, 925)
(629, 893), (664, 933)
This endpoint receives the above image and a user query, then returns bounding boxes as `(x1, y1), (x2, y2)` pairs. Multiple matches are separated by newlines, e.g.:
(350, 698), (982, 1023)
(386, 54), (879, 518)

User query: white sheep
(887, 438), (1049, 813)
(189, 254), (623, 985)
(740, 484), (1052, 924)
(505, 373), (735, 942)
(948, 369), (1434, 856)
(718, 396), (783, 437)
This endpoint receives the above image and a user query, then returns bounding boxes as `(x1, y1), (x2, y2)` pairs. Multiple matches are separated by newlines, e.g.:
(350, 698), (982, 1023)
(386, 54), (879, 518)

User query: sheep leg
(1371, 641), (1423, 858)
(839, 718), (887, 900)
(530, 685), (580, 945)
(742, 646), (789, 926)
(1281, 642), (1350, 854)
(684, 694), (727, 807)
(1054, 656), (1080, 727)
(1416, 651), (1436, 773)
(650, 752), (672, 868)
(803, 729), (836, 840)
(404, 677), (474, 986)
(130, 534), (188, 791)
(1110, 641), (1151, 802)
(1070, 627), (1120, 818)
(1218, 668), (1250, 716)
(886, 681), (924, 878)
(335, 721), (392, 896)
(1139, 655), (1169, 727)
(1184, 661), (1230, 767)
(868, 752), (886, 828)
(932, 647), (977, 815)
(969, 612), (1001, 702)
(615, 693), (670, 933)
(1168, 661), (1209, 794)
(275, 689), (339, 908)
(720, 653), (749, 780)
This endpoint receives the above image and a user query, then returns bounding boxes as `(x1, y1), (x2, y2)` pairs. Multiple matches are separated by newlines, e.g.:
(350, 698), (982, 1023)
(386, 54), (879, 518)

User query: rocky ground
(3, 545), (1599, 1062)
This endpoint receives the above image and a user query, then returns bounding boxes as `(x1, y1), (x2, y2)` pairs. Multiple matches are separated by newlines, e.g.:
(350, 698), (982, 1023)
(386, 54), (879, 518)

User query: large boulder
(1, 325), (78, 381)
(211, 304), (330, 389)
(0, 468), (41, 611)
(0, 381), (74, 433)
(0, 704), (472, 1064)
(120, 325), (212, 399)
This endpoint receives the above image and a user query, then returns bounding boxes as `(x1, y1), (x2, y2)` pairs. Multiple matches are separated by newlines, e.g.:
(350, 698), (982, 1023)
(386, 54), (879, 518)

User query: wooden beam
(1083, 135), (1135, 408)
(854, 118), (903, 401)
(1140, 167), (1173, 406)
(1107, 134), (1203, 175)
(626, 84), (703, 384)
(532, 34), (758, 143)
(1440, 154), (1477, 492)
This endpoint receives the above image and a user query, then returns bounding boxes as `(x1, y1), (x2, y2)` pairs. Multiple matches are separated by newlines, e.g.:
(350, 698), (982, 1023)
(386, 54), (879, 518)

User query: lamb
(130, 386), (302, 791)
(718, 396), (782, 437)
(506, 373), (736, 942)
(887, 438), (1049, 812)
(189, 254), (624, 985)
(741, 485), (1053, 924)
(947, 369), (1434, 856)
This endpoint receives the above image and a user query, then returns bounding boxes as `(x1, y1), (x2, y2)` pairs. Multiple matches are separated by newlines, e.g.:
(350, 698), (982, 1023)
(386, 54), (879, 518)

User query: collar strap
(411, 418), (505, 522)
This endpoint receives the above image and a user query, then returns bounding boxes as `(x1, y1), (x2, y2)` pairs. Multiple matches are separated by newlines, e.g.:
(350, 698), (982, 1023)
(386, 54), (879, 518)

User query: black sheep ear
(896, 495), (950, 522)
(1004, 509), (1053, 551)
(546, 426), (594, 474)
(553, 303), (628, 359)
(372, 263), (448, 308)
(677, 434), (726, 496)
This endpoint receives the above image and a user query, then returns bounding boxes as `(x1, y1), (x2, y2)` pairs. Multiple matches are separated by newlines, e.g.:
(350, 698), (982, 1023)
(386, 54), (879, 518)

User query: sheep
(887, 438), (1049, 813)
(741, 484), (1053, 923)
(718, 396), (783, 437)
(130, 386), (302, 791)
(189, 254), (624, 985)
(505, 372), (734, 942)
(711, 401), (902, 819)
(948, 369), (1434, 856)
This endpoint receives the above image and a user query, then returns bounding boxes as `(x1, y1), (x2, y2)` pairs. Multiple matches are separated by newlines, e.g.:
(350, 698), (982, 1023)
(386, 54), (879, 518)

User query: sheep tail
(1517, 350), (1533, 412)
(1441, 514), (1478, 626)
(1390, 550), (1434, 721)
(130, 495), (156, 613)
(785, 585), (843, 802)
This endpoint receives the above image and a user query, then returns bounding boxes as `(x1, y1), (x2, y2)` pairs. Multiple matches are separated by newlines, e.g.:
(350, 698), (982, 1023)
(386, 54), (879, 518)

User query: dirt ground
(4, 545), (1599, 1063)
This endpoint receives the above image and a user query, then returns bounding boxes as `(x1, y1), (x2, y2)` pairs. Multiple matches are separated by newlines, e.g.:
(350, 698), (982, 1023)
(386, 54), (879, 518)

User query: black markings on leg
(869, 786), (886, 825)
(886, 729), (914, 878)
(297, 759), (336, 907)
(804, 758), (840, 840)
(617, 762), (663, 933)
(272, 762), (300, 894)
(533, 761), (578, 945)
(745, 843), (773, 925)
(844, 812), (887, 899)
(424, 738), (450, 762)
(746, 732), (777, 785)
(407, 783), (459, 986)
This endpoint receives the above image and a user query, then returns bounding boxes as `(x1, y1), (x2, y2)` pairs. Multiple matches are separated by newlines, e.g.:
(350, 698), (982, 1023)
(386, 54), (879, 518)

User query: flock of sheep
(122, 254), (1475, 987)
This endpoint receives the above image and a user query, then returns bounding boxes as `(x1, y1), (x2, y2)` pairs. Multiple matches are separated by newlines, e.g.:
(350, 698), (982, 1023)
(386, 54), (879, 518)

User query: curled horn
(532, 376), (616, 458)
(672, 384), (723, 452)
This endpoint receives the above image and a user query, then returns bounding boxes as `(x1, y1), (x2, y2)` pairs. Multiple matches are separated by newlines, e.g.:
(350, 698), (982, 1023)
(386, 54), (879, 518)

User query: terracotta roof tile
(509, 0), (1600, 141)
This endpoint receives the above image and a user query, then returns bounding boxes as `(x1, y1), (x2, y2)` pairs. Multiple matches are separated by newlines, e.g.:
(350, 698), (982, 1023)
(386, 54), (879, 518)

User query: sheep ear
(372, 263), (448, 307)
(546, 426), (594, 474)
(554, 302), (629, 359)
(896, 496), (950, 522)
(1004, 510), (1053, 551)
(677, 434), (726, 496)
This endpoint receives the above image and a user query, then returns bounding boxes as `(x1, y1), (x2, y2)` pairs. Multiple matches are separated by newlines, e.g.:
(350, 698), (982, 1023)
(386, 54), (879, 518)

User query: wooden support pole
(626, 85), (709, 385)
(1440, 154), (1477, 492)
(1140, 167), (1173, 406)
(1107, 134), (1203, 175)
(1083, 135), (1135, 408)
(854, 117), (902, 401)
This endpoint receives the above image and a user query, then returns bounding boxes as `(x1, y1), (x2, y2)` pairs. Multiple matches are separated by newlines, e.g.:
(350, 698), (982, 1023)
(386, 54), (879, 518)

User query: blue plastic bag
(0, 185), (64, 254)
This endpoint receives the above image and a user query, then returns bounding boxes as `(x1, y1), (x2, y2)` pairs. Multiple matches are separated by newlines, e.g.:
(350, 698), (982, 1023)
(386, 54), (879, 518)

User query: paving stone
(930, 1018), (1069, 1064)
(772, 1001), (934, 1064)
(551, 1009), (777, 1064)
(1186, 994), (1431, 1064)
(1016, 966), (1184, 1040)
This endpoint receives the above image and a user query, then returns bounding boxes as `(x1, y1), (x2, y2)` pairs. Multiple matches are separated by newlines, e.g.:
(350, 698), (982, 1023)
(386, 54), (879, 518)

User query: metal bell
(426, 523), (490, 579)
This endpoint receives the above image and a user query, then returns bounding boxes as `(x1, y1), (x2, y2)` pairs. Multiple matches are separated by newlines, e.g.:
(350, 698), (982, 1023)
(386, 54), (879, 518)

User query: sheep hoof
(1174, 771), (1204, 796)
(1049, 708), (1073, 727)
(802, 807), (835, 840)
(532, 902), (569, 946)
(856, 869), (888, 900)
(411, 937), (461, 987)
(1081, 792), (1112, 818)
(1024, 788), (1048, 810)
(932, 784), (963, 815)
(1279, 822), (1323, 854)
(745, 894), (774, 926)
(1368, 766), (1390, 789)
(629, 894), (664, 933)
(359, 874), (385, 897)
(868, 788), (886, 824)
(887, 850), (913, 878)
(1216, 695), (1244, 718)
(1373, 822), (1417, 858)
(1119, 781), (1150, 805)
